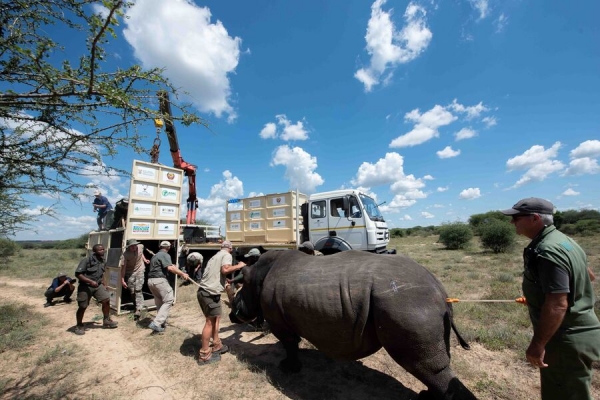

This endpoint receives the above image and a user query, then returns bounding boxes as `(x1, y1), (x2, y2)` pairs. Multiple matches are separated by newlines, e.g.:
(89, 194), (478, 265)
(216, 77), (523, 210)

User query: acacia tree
(0, 0), (203, 236)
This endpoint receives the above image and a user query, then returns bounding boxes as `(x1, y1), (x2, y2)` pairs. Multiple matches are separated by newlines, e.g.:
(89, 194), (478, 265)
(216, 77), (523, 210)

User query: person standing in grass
(120, 239), (150, 320)
(147, 241), (189, 334)
(501, 197), (600, 400)
(74, 244), (118, 335)
(196, 241), (245, 365)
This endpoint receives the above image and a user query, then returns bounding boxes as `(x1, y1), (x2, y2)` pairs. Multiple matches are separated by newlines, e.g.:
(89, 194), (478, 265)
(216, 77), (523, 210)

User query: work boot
(103, 318), (118, 329)
(148, 321), (165, 333)
(74, 325), (85, 335)
(44, 301), (53, 308)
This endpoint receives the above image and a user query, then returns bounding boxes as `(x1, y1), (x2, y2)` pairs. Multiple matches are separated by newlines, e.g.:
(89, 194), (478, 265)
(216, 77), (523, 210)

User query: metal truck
(179, 189), (395, 272)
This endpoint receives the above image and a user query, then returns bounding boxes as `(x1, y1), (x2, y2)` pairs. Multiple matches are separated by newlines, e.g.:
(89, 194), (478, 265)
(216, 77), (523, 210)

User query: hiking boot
(103, 318), (118, 329)
(74, 325), (85, 335)
(44, 301), (53, 308)
(148, 321), (165, 333)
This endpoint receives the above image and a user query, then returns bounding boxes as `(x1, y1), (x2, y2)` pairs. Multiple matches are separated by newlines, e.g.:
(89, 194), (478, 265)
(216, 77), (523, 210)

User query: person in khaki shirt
(120, 239), (150, 320)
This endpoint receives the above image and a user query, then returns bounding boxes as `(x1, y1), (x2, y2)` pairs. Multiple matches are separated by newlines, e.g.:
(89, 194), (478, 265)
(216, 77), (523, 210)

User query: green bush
(0, 238), (20, 260)
(438, 223), (473, 250)
(469, 211), (510, 235)
(479, 220), (515, 253)
(575, 219), (600, 236)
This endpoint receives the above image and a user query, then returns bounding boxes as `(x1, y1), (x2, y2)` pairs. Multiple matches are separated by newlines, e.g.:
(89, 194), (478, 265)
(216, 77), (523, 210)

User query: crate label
(161, 170), (180, 185)
(131, 222), (152, 235)
(158, 223), (175, 235)
(272, 196), (287, 205)
(248, 199), (261, 208)
(136, 166), (157, 181)
(249, 211), (261, 219)
(229, 223), (241, 231)
(159, 205), (177, 218)
(249, 222), (262, 230)
(273, 220), (286, 228)
(135, 183), (155, 198)
(229, 212), (241, 221)
(132, 203), (153, 216)
(273, 208), (286, 217)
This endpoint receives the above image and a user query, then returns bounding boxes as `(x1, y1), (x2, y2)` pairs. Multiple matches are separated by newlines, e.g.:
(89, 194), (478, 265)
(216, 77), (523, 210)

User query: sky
(11, 0), (600, 241)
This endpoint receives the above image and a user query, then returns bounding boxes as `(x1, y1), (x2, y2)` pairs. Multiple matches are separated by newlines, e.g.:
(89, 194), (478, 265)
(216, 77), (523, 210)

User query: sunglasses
(511, 214), (533, 222)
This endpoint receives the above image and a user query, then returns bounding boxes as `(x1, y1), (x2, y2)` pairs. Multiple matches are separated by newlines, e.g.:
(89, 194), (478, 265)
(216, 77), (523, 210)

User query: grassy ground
(1, 233), (599, 399)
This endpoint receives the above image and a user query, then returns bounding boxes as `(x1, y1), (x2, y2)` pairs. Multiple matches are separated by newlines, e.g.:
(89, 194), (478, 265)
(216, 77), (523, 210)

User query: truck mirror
(343, 196), (350, 217)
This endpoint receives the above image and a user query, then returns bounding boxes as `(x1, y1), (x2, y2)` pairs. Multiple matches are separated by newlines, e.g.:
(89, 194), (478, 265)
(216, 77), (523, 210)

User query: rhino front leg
(279, 336), (302, 373)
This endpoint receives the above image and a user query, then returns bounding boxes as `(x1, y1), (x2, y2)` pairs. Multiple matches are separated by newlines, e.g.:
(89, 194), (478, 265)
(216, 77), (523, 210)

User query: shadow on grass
(180, 324), (420, 400)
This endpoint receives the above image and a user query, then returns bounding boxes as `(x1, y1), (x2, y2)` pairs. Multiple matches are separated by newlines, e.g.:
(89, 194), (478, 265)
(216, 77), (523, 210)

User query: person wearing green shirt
(501, 197), (600, 400)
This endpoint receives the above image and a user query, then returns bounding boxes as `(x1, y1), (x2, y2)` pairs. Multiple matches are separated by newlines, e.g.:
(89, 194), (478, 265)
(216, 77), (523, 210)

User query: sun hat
(126, 239), (140, 247)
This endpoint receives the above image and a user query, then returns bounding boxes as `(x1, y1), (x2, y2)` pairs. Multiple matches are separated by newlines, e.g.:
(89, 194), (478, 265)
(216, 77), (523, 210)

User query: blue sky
(13, 0), (600, 240)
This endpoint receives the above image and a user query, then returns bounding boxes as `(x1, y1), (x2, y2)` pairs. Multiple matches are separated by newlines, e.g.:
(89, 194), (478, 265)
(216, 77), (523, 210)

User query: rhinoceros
(229, 250), (477, 400)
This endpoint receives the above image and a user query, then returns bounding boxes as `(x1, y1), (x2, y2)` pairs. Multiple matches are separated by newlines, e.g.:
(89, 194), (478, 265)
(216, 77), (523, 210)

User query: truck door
(328, 196), (365, 249)
(307, 200), (328, 245)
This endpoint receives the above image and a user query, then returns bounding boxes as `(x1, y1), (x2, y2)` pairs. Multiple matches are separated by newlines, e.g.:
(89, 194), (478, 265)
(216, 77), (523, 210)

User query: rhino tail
(451, 321), (470, 350)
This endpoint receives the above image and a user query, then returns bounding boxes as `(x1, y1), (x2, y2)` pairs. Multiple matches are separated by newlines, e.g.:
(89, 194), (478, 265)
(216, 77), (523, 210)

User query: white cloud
(421, 211), (434, 218)
(495, 13), (508, 32)
(506, 142), (565, 187)
(196, 170), (244, 227)
(270, 145), (324, 193)
(570, 140), (600, 158)
(482, 116), (497, 127)
(390, 105), (456, 147)
(259, 122), (277, 139)
(449, 99), (489, 120)
(437, 186), (449, 192)
(506, 142), (562, 170)
(469, 0), (490, 20)
(437, 146), (461, 159)
(355, 0), (432, 92)
(91, 4), (110, 18)
(562, 188), (580, 196)
(512, 160), (565, 187)
(259, 115), (309, 141)
(563, 157), (600, 176)
(459, 187), (481, 200)
(455, 127), (477, 141)
(123, 1), (241, 122)
(400, 214), (413, 221)
(423, 174), (434, 180)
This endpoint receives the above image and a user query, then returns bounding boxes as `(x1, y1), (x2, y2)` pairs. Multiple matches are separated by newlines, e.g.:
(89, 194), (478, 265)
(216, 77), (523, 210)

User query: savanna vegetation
(0, 229), (599, 399)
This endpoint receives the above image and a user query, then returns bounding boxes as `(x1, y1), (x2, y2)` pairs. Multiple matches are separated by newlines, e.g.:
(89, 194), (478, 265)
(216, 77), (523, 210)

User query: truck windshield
(359, 193), (385, 222)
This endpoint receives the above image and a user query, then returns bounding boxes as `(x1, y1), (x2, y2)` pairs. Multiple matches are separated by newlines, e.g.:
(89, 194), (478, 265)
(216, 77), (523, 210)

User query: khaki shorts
(197, 289), (221, 317)
(77, 284), (110, 308)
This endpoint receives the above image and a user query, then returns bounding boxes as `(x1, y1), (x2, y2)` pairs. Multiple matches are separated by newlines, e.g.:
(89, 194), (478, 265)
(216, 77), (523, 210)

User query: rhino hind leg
(271, 326), (302, 373)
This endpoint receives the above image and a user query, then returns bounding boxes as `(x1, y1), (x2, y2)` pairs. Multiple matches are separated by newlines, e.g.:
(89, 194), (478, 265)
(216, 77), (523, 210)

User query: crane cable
(446, 296), (527, 305)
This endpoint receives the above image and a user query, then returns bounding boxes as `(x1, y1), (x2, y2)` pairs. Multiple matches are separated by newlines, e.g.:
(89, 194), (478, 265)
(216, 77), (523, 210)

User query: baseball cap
(93, 189), (101, 196)
(500, 197), (555, 216)
(160, 241), (171, 248)
(299, 241), (314, 251)
(221, 240), (232, 249)
(244, 248), (261, 257)
(187, 252), (203, 262)
(126, 239), (140, 247)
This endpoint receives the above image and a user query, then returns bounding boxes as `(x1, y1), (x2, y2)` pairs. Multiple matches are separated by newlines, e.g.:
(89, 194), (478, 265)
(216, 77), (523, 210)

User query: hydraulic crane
(151, 90), (198, 224)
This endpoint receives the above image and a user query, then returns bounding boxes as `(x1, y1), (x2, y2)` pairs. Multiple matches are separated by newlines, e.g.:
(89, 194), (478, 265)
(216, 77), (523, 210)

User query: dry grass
(1, 234), (599, 399)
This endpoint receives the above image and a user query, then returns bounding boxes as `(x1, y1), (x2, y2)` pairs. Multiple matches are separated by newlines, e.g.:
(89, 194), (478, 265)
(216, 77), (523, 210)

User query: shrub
(575, 219), (600, 236)
(479, 220), (515, 253)
(438, 223), (473, 250)
(0, 238), (19, 260)
(469, 211), (510, 235)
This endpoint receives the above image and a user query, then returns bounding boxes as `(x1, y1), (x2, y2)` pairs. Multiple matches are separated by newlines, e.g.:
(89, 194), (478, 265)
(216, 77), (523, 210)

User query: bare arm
(526, 292), (568, 368)
(588, 267), (595, 282)
(167, 264), (189, 280)
(221, 261), (245, 275)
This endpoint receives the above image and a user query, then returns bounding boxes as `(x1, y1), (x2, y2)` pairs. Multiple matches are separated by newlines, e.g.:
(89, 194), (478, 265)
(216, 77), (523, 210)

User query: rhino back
(259, 250), (447, 360)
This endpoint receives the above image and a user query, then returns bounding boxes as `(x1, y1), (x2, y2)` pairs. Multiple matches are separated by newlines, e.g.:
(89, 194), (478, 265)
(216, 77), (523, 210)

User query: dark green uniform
(523, 225), (600, 400)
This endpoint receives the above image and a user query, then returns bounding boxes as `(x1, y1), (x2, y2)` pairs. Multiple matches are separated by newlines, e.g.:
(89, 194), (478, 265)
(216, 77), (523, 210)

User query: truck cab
(303, 189), (391, 254)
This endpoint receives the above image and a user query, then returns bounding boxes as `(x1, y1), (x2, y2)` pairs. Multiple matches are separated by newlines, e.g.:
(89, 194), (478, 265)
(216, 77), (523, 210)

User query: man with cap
(501, 197), (600, 400)
(120, 239), (150, 320)
(92, 189), (112, 231)
(147, 241), (189, 333)
(74, 244), (118, 334)
(196, 240), (245, 365)
(44, 272), (76, 307)
(299, 241), (323, 256)
(186, 252), (204, 282)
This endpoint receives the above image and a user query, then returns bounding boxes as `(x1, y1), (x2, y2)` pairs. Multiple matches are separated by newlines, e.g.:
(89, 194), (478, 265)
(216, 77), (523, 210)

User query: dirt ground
(0, 277), (579, 400)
